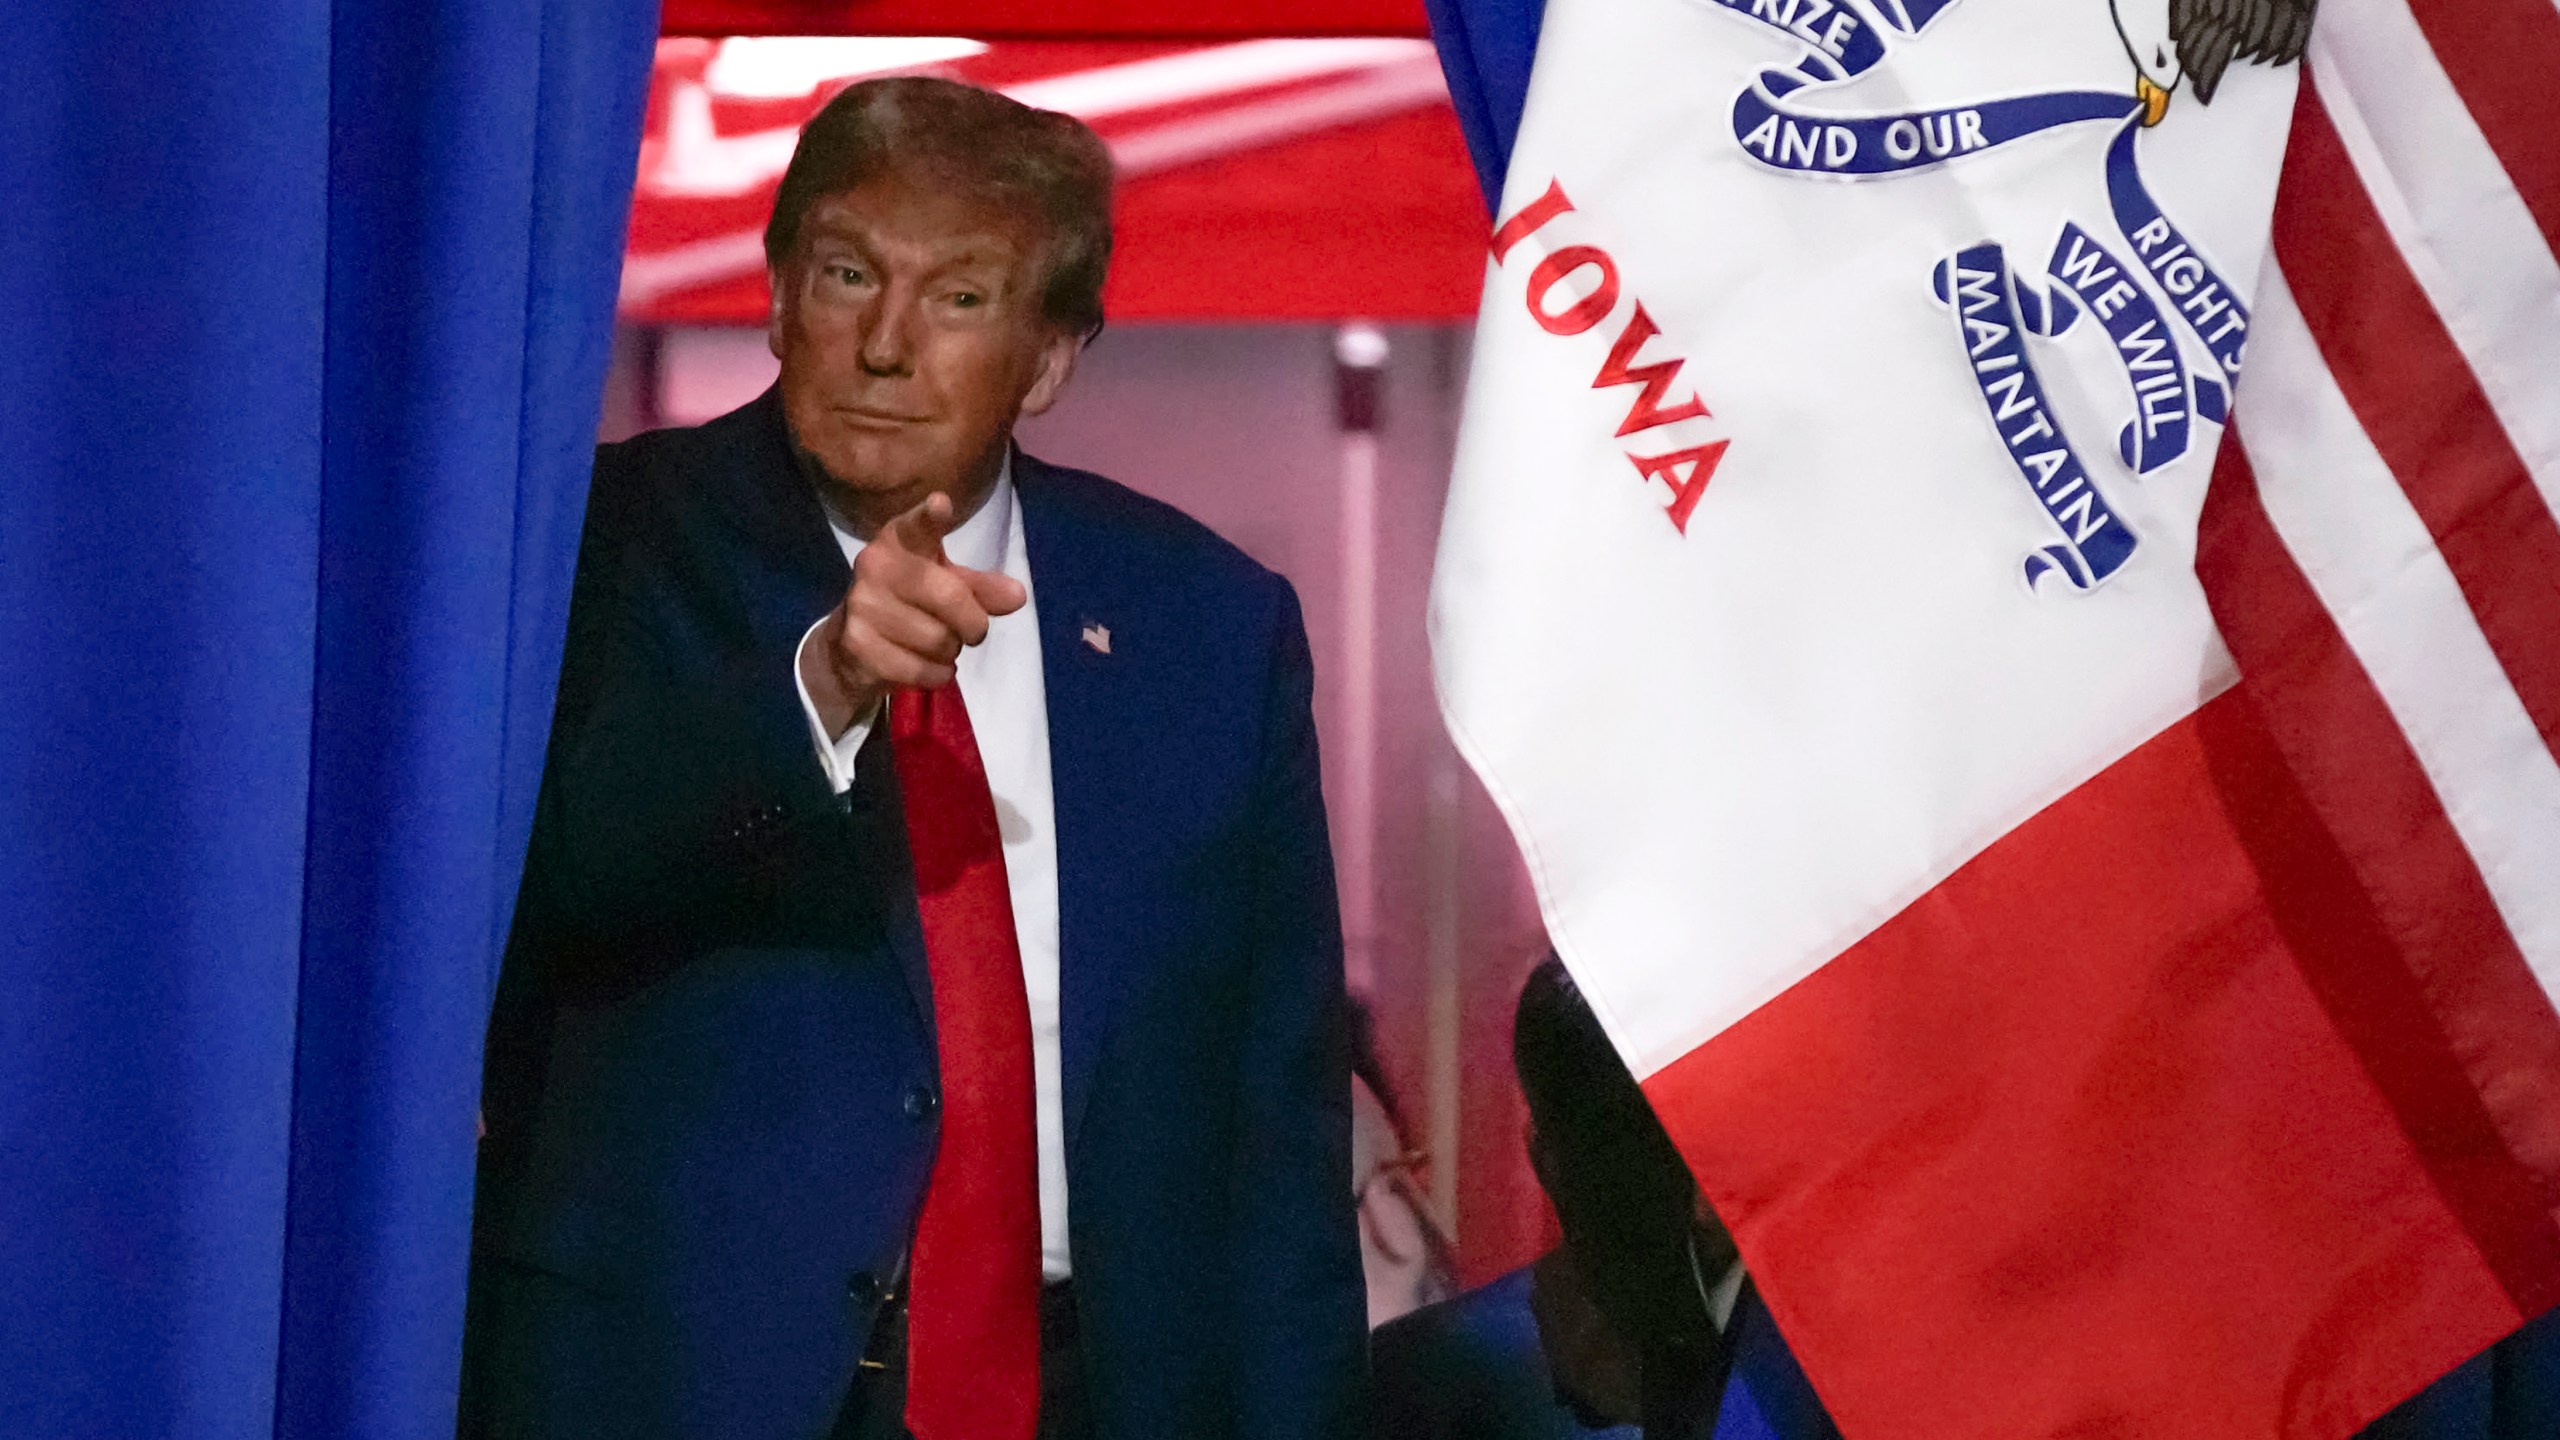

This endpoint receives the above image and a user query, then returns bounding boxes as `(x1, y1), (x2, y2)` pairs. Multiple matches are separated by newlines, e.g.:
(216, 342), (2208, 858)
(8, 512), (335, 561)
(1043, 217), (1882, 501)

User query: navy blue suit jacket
(1369, 1268), (1636, 1440)
(462, 390), (1364, 1440)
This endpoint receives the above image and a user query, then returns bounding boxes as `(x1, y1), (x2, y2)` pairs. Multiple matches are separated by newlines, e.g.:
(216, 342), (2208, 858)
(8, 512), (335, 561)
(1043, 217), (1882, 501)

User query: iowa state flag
(1426, 0), (2560, 1433)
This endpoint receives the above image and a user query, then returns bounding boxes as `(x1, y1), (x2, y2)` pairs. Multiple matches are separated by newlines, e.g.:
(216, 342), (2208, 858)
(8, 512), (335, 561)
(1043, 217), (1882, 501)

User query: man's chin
(802, 443), (943, 507)
(789, 420), (1004, 528)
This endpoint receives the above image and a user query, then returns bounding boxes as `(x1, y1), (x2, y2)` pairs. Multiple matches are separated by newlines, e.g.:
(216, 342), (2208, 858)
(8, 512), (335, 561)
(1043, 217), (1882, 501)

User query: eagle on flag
(2111, 0), (2318, 123)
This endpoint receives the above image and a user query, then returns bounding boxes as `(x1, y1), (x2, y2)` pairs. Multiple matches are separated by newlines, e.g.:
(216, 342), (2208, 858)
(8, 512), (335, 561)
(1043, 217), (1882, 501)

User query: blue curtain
(1420, 0), (1544, 210)
(0, 4), (656, 1436)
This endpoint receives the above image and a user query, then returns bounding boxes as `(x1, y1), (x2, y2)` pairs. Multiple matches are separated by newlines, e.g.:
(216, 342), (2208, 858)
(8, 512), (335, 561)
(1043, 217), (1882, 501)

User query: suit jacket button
(902, 1083), (938, 1121)
(847, 1270), (879, 1306)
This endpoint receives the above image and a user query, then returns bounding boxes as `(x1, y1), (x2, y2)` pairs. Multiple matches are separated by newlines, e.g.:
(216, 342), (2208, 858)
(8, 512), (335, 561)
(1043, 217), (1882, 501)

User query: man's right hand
(800, 491), (1028, 739)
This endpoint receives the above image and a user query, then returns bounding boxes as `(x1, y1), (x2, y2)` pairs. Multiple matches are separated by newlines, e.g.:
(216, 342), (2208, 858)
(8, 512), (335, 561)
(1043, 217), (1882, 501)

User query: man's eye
(824, 264), (866, 286)
(948, 291), (982, 309)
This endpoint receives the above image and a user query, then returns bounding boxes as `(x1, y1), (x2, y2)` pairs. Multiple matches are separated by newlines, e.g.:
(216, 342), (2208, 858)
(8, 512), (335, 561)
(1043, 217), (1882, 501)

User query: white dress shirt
(792, 456), (1072, 1280)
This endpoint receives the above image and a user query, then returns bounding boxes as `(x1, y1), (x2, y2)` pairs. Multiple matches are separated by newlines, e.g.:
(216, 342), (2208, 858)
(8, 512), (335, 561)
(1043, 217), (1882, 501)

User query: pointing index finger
(887, 491), (958, 560)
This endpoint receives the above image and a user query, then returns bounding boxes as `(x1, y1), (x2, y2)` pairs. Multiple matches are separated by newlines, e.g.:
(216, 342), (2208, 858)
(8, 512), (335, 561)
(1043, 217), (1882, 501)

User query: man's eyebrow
(927, 248), (1019, 275)
(803, 224), (1013, 264)
(800, 229), (873, 261)
(797, 223), (1026, 289)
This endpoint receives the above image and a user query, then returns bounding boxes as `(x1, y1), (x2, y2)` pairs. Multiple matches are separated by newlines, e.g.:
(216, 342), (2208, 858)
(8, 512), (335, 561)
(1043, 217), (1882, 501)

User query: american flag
(2206, 0), (2560, 1257)
(2202, 0), (2560, 1373)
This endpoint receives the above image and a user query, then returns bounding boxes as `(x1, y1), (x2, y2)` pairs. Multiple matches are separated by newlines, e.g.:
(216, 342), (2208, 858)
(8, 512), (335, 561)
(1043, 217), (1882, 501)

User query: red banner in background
(663, 0), (1430, 37)
(624, 36), (1484, 324)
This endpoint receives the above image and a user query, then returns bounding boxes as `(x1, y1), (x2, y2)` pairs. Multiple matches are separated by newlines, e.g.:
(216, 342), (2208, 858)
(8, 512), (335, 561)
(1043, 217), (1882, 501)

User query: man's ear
(1016, 328), (1083, 418)
(765, 266), (791, 360)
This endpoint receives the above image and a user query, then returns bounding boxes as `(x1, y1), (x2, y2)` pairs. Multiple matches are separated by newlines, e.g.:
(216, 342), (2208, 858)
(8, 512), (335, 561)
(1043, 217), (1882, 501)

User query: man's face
(769, 166), (1080, 530)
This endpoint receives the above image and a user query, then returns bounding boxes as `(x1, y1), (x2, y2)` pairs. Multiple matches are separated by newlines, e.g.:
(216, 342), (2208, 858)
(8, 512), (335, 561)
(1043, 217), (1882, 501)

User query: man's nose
(856, 289), (916, 378)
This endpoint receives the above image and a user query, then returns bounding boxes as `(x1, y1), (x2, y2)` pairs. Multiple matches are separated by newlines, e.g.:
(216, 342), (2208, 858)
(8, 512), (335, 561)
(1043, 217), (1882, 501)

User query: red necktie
(889, 683), (1042, 1440)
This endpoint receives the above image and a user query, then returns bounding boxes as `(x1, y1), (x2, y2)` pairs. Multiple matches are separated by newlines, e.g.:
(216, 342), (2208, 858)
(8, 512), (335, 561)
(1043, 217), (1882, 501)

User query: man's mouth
(834, 406), (930, 431)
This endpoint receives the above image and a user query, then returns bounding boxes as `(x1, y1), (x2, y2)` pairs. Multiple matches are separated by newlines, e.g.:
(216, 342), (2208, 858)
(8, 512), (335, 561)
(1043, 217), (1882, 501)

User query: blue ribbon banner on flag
(1691, 0), (2261, 593)
(2042, 222), (2229, 475)
(2103, 122), (2253, 378)
(1735, 81), (2139, 176)
(1933, 245), (2138, 592)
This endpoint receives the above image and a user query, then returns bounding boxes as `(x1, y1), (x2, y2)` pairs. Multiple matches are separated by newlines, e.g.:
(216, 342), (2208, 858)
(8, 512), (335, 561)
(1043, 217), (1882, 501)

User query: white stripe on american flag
(2244, 265), (2560, 998)
(2307, 0), (2560, 512)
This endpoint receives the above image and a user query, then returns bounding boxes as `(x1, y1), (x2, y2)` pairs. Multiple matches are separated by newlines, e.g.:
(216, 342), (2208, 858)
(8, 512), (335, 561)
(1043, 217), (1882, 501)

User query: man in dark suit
(462, 77), (1363, 1440)
(1371, 956), (1795, 1440)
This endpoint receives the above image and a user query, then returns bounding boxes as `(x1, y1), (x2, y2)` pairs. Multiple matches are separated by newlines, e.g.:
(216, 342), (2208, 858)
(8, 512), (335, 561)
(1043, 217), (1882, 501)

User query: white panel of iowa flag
(1429, 0), (2560, 1432)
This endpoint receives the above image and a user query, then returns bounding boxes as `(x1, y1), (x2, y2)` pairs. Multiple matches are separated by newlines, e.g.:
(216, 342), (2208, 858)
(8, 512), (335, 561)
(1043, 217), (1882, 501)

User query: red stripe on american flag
(2269, 76), (2560, 766)
(2401, 0), (2560, 247)
(2197, 434), (2560, 1315)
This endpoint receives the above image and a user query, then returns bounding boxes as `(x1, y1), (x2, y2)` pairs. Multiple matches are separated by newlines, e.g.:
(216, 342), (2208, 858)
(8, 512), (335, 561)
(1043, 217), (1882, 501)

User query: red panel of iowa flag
(623, 35), (1483, 323)
(1429, 0), (2560, 1433)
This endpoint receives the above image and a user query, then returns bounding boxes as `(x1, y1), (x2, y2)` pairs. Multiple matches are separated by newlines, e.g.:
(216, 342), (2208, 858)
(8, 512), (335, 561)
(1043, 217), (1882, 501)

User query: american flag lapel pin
(1080, 620), (1111, 655)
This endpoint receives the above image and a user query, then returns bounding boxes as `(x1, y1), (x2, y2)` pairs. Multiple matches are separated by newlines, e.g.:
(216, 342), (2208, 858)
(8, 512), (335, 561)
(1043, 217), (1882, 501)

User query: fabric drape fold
(1, 4), (656, 1436)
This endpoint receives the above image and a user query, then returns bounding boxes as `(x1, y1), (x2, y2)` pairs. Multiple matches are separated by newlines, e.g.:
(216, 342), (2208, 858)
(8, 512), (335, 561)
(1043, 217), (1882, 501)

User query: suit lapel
(855, 723), (936, 1066)
(715, 389), (935, 1053)
(1017, 451), (1138, 1152)
(718, 387), (856, 663)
